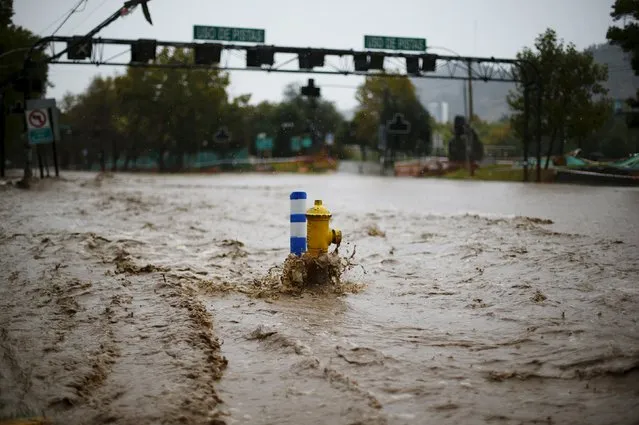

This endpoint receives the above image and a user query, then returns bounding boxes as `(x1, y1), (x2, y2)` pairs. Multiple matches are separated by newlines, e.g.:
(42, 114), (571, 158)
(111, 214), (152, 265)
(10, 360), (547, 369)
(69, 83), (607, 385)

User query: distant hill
(411, 43), (639, 122)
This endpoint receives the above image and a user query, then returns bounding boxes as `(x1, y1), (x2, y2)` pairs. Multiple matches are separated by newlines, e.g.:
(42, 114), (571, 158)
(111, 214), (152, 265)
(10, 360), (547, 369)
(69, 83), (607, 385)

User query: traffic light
(301, 78), (320, 97)
(246, 46), (275, 67)
(454, 115), (466, 136)
(67, 36), (92, 60)
(421, 54), (437, 72)
(369, 53), (385, 70)
(194, 43), (222, 65)
(131, 39), (157, 63)
(298, 50), (324, 69)
(354, 53), (368, 72)
(13, 76), (43, 95)
(406, 56), (419, 75)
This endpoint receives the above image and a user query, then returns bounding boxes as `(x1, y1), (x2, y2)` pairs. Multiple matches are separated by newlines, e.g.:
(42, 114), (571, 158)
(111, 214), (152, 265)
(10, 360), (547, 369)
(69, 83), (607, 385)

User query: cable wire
(50, 0), (89, 36)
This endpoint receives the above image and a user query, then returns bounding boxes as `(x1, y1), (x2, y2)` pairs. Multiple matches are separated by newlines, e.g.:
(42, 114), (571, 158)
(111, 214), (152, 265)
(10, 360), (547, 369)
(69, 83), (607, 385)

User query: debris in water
(532, 289), (548, 303)
(366, 224), (386, 237)
(113, 249), (170, 274)
(249, 249), (364, 297)
(515, 216), (554, 225)
(247, 325), (278, 340)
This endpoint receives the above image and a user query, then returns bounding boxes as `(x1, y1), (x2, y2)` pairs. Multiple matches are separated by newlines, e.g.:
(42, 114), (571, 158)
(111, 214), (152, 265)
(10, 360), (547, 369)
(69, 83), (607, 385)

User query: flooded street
(1, 171), (638, 425)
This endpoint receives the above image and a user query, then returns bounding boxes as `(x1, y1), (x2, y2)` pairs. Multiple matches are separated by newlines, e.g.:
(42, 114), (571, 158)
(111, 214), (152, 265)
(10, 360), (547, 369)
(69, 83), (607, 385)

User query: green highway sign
(194, 25), (265, 43)
(255, 134), (274, 151)
(290, 136), (301, 152)
(301, 137), (312, 148)
(28, 128), (53, 145)
(364, 35), (426, 51)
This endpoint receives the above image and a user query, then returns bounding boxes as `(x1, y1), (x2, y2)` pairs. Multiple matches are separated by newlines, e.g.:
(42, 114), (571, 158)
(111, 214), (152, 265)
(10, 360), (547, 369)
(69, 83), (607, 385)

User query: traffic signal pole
(467, 60), (475, 177)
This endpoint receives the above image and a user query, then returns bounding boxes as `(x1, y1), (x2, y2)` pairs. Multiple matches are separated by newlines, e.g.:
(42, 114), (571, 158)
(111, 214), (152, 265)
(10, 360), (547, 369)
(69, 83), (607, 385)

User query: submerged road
(0, 171), (637, 424)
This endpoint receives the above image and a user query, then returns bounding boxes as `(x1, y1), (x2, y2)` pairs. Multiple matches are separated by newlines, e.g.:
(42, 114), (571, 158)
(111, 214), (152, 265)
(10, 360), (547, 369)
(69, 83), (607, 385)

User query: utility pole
(466, 60), (475, 176)
(0, 94), (5, 178)
(381, 86), (391, 175)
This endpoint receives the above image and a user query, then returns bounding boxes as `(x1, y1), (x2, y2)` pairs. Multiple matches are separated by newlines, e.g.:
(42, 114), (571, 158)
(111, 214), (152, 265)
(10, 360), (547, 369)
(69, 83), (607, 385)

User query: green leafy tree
(353, 76), (431, 157)
(1, 0), (49, 170)
(607, 0), (639, 86)
(507, 29), (610, 167)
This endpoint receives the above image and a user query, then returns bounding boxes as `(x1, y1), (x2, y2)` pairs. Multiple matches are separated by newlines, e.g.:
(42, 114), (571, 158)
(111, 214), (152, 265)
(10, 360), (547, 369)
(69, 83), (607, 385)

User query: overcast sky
(14, 0), (615, 111)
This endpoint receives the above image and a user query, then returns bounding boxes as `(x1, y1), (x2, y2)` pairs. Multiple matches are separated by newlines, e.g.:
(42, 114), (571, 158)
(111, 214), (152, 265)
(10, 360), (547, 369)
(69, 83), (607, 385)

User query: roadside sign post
(290, 136), (301, 153)
(26, 109), (53, 145)
(215, 127), (231, 144)
(25, 99), (61, 177)
(255, 134), (274, 156)
(385, 113), (411, 173)
(301, 136), (312, 150)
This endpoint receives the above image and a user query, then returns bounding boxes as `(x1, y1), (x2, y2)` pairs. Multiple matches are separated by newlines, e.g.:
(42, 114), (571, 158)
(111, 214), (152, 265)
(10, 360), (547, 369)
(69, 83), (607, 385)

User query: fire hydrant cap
(306, 199), (332, 218)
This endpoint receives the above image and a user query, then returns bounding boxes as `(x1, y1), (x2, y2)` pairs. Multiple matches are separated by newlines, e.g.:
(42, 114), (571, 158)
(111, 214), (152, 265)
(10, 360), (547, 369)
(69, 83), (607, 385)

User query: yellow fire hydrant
(306, 199), (342, 257)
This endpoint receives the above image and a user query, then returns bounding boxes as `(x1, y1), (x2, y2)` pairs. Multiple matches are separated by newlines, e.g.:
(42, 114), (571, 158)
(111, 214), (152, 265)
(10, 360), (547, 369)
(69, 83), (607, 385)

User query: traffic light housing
(421, 54), (437, 72)
(369, 53), (385, 70)
(454, 115), (466, 136)
(194, 43), (222, 65)
(67, 35), (93, 60)
(301, 78), (320, 97)
(131, 39), (157, 63)
(246, 46), (275, 67)
(14, 77), (41, 94)
(406, 57), (419, 75)
(354, 53), (368, 72)
(298, 50), (324, 69)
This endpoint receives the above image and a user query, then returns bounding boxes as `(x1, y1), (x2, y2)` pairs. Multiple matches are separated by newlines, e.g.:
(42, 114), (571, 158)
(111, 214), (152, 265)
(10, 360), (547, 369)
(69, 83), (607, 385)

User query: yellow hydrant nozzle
(306, 199), (341, 257)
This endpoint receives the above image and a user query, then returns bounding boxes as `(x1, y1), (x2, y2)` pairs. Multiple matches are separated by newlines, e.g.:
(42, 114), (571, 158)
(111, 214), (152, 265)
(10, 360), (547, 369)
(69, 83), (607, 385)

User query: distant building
(427, 102), (440, 122)
(441, 102), (449, 123)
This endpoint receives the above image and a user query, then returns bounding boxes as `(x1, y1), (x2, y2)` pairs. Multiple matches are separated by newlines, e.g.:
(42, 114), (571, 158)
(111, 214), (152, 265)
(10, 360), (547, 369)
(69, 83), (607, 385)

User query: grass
(440, 165), (556, 182)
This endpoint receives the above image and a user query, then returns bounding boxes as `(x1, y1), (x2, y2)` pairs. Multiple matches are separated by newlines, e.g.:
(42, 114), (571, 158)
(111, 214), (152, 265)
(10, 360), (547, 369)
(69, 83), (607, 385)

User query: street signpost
(255, 134), (274, 151)
(25, 109), (53, 145)
(301, 136), (312, 149)
(193, 25), (265, 43)
(383, 113), (411, 174)
(325, 133), (334, 146)
(290, 136), (301, 152)
(24, 98), (61, 178)
(27, 99), (61, 141)
(364, 35), (426, 51)
(386, 113), (411, 135)
(215, 127), (231, 143)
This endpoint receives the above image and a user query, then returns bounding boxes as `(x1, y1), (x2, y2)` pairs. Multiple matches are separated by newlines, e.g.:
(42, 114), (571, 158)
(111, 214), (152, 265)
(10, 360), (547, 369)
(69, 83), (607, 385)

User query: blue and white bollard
(290, 191), (307, 256)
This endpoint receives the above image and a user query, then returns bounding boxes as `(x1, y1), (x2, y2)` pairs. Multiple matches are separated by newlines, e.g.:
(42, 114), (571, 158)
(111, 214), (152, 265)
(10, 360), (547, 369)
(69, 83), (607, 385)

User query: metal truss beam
(40, 36), (521, 83)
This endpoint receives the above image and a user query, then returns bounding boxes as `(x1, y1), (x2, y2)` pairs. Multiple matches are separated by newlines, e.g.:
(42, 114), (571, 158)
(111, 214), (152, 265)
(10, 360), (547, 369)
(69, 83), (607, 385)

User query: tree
(507, 29), (610, 167)
(607, 0), (639, 82)
(1, 0), (50, 171)
(353, 76), (432, 157)
(61, 47), (233, 171)
(608, 0), (639, 139)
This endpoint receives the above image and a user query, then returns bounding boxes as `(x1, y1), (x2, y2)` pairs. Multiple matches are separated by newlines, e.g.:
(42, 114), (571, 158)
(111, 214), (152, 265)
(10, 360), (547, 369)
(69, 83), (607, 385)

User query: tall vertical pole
(523, 84), (530, 182)
(382, 86), (390, 174)
(0, 94), (5, 178)
(47, 107), (59, 177)
(467, 60), (475, 176)
(535, 82), (543, 183)
(22, 86), (33, 182)
(37, 147), (44, 178)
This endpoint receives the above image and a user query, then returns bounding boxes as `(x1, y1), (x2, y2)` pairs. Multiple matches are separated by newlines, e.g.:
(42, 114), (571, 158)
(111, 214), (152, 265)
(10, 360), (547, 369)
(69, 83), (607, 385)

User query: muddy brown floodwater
(0, 171), (638, 425)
